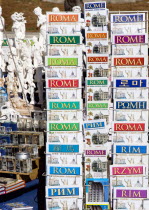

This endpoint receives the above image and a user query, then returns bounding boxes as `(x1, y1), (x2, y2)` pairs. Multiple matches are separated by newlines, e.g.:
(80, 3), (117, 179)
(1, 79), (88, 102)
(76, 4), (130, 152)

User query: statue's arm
(37, 15), (46, 26)
(37, 20), (40, 27)
(0, 17), (5, 30)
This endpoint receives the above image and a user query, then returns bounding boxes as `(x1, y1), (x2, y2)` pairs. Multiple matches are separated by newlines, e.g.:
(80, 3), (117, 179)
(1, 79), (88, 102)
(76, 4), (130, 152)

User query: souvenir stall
(0, 1), (149, 210)
(0, 6), (45, 209)
(45, 9), (83, 210)
(84, 2), (111, 210)
(110, 11), (149, 209)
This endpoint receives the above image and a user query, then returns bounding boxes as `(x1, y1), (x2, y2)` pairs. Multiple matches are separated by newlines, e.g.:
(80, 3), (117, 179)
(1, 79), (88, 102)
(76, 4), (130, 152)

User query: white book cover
(112, 55), (148, 67)
(45, 56), (82, 67)
(113, 199), (149, 210)
(112, 121), (148, 132)
(112, 133), (148, 144)
(114, 99), (148, 110)
(46, 154), (82, 166)
(46, 164), (82, 176)
(47, 132), (83, 144)
(48, 45), (82, 57)
(46, 77), (82, 89)
(46, 198), (83, 210)
(84, 128), (109, 148)
(46, 88), (82, 100)
(113, 88), (148, 100)
(45, 66), (83, 78)
(111, 66), (148, 78)
(46, 185), (83, 198)
(47, 121), (82, 132)
(84, 2), (109, 31)
(86, 63), (109, 78)
(46, 142), (83, 153)
(86, 31), (109, 55)
(46, 12), (82, 35)
(47, 110), (83, 121)
(85, 156), (108, 178)
(110, 13), (146, 35)
(46, 176), (82, 187)
(47, 99), (83, 111)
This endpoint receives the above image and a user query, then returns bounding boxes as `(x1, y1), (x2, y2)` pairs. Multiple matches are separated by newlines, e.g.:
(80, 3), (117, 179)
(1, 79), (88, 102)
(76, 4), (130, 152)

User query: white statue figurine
(5, 76), (14, 99)
(16, 39), (32, 60)
(24, 81), (35, 105)
(0, 6), (5, 47)
(16, 58), (24, 92)
(1, 101), (21, 122)
(7, 39), (18, 82)
(15, 39), (25, 58)
(23, 54), (35, 104)
(8, 38), (17, 56)
(52, 7), (60, 12)
(22, 54), (34, 84)
(72, 5), (85, 29)
(28, 81), (36, 105)
(34, 66), (43, 105)
(72, 6), (81, 13)
(32, 36), (43, 68)
(0, 47), (6, 73)
(11, 12), (26, 40)
(33, 7), (46, 51)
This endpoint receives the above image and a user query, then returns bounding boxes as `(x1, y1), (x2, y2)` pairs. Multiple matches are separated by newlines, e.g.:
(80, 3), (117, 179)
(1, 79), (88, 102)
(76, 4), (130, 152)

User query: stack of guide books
(0, 177), (25, 195)
(2, 202), (33, 210)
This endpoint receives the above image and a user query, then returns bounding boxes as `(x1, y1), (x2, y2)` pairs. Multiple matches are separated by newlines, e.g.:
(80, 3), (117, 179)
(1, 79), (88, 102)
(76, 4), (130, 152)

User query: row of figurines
(0, 45), (44, 107)
(0, 144), (38, 158)
(0, 132), (44, 146)
(0, 157), (32, 173)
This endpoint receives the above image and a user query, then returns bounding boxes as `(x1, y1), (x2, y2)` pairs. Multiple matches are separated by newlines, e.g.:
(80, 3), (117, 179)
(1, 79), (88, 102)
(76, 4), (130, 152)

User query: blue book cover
(2, 202), (33, 210)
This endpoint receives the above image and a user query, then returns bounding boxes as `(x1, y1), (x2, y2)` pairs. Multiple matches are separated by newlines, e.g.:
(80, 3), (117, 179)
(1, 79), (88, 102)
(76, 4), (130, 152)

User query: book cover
(0, 190), (5, 195)
(0, 186), (5, 191)
(0, 177), (24, 188)
(2, 202), (33, 210)
(5, 181), (25, 191)
(5, 184), (26, 194)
